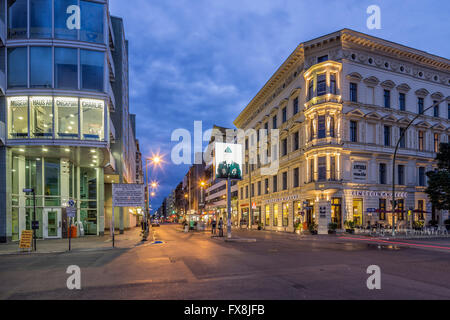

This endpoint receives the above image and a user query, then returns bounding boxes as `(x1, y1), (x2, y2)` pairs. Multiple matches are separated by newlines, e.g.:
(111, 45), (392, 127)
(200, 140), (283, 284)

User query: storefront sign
(352, 162), (367, 181)
(351, 191), (408, 198)
(265, 195), (299, 204)
(112, 184), (145, 208)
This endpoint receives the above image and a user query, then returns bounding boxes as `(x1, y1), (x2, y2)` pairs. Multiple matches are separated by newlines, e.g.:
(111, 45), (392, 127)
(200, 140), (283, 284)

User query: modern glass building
(0, 0), (140, 242)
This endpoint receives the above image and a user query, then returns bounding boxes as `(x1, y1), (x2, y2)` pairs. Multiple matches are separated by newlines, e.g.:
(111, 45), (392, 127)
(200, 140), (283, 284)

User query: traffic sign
(68, 199), (75, 207)
(67, 207), (77, 218)
(32, 221), (39, 230)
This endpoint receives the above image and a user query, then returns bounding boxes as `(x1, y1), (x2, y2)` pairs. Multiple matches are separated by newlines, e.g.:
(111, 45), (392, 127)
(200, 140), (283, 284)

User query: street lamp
(145, 154), (163, 232)
(391, 99), (444, 236)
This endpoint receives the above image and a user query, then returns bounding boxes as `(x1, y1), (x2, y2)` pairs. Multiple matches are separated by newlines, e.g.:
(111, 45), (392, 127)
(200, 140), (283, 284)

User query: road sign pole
(33, 190), (36, 252)
(69, 217), (72, 251)
(227, 177), (232, 239)
(112, 205), (115, 248)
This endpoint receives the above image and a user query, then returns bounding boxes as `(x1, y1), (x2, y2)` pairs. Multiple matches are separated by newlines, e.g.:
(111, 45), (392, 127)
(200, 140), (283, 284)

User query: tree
(425, 143), (450, 211)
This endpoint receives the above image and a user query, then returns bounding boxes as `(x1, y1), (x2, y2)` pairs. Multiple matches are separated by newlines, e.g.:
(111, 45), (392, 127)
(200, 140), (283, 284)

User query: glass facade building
(0, 1), (140, 242)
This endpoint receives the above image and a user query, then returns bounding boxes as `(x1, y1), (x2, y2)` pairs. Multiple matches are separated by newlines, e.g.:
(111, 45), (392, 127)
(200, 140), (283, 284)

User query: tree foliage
(425, 143), (450, 211)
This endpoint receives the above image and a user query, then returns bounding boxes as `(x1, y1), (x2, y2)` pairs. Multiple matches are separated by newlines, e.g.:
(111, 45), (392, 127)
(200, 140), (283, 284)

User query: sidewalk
(0, 227), (150, 255)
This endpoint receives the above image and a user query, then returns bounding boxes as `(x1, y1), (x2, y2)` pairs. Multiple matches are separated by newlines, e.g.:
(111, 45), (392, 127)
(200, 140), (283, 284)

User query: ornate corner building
(0, 0), (141, 242)
(234, 29), (450, 234)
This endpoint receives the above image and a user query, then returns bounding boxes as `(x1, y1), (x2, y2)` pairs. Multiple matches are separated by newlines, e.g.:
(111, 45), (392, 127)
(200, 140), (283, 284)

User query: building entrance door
(353, 199), (363, 226)
(44, 208), (62, 239)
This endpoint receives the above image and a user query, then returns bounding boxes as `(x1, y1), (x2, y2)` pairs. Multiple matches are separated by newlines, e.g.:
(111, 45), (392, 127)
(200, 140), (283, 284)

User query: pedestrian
(218, 218), (224, 237)
(211, 219), (217, 235)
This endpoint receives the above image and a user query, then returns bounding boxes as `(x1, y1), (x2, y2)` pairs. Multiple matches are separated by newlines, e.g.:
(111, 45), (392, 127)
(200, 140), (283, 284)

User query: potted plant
(328, 222), (338, 234)
(294, 221), (302, 234)
(258, 222), (263, 231)
(445, 219), (450, 231)
(344, 220), (355, 234)
(308, 223), (318, 235)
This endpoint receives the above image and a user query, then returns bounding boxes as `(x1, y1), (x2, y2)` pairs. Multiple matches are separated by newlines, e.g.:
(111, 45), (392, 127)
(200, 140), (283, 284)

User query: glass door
(44, 208), (61, 238)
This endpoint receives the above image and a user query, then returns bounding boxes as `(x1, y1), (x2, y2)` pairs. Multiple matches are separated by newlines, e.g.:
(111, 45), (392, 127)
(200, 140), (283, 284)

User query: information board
(19, 230), (33, 250)
(112, 184), (145, 208)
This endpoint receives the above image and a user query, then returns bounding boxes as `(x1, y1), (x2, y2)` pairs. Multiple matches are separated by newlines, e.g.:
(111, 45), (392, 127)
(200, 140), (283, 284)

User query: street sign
(68, 199), (75, 207)
(23, 188), (34, 193)
(32, 221), (39, 230)
(67, 207), (77, 218)
(19, 230), (33, 251)
(112, 184), (145, 208)
(366, 208), (376, 213)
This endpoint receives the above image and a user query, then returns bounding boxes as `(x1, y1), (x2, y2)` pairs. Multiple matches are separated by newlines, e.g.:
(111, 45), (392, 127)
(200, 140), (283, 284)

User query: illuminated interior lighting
(42, 148), (48, 152)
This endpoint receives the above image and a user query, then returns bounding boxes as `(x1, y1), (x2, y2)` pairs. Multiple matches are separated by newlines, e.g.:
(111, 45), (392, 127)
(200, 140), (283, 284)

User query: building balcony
(304, 94), (342, 113)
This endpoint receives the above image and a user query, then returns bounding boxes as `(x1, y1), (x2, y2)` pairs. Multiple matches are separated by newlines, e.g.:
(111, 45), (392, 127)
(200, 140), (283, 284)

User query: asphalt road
(1, 224), (449, 300)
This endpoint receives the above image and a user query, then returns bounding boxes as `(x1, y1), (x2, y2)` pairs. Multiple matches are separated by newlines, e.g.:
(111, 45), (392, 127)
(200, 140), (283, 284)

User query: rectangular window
(273, 175), (278, 193)
(282, 172), (287, 190)
(397, 199), (405, 220)
(379, 199), (386, 221)
(30, 47), (52, 88)
(265, 179), (269, 194)
(418, 167), (426, 187)
(330, 74), (336, 94)
(330, 156), (336, 181)
(240, 187), (243, 200)
(434, 133), (440, 152)
(7, 47), (27, 88)
(293, 131), (299, 150)
(273, 205), (278, 227)
(317, 74), (326, 96)
(8, 0), (27, 39)
(272, 116), (277, 129)
(384, 126), (391, 147)
(282, 107), (287, 123)
(418, 131), (424, 151)
(251, 184), (254, 197)
(448, 104), (450, 120)
(384, 90), (391, 108)
(310, 159), (314, 182)
(81, 50), (104, 92)
(257, 181), (261, 196)
(8, 97), (29, 139)
(350, 120), (358, 142)
(317, 55), (328, 63)
(55, 0), (78, 40)
(30, 0), (52, 38)
(281, 138), (287, 156)
(282, 203), (289, 227)
(398, 165), (405, 185)
(55, 47), (78, 89)
(308, 81), (314, 100)
(264, 122), (268, 131)
(399, 128), (406, 148)
(433, 101), (440, 118)
(293, 97), (299, 115)
(418, 200), (424, 220)
(80, 1), (105, 44)
(399, 93), (406, 111)
(318, 157), (326, 181)
(265, 205), (270, 226)
(329, 116), (335, 138)
(31, 97), (53, 138)
(293, 168), (299, 188)
(379, 163), (386, 184)
(44, 159), (61, 206)
(57, 97), (79, 139)
(318, 115), (326, 139)
(81, 99), (104, 140)
(350, 83), (358, 102)
(245, 185), (248, 199)
(418, 98), (424, 114)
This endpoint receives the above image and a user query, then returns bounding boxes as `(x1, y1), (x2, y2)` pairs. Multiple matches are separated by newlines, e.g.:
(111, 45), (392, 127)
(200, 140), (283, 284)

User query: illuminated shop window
(31, 97), (53, 138)
(8, 97), (29, 139)
(81, 99), (104, 140)
(56, 97), (79, 139)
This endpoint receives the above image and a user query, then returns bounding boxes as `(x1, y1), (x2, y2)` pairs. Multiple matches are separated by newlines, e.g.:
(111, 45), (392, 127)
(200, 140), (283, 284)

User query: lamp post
(145, 155), (162, 233)
(391, 99), (443, 236)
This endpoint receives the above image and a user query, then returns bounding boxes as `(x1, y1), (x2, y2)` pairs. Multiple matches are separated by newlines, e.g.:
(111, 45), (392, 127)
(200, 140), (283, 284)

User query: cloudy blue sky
(109, 0), (450, 210)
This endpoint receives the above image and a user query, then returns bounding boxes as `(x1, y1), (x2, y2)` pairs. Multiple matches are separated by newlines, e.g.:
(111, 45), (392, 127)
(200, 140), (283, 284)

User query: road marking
(339, 237), (450, 251)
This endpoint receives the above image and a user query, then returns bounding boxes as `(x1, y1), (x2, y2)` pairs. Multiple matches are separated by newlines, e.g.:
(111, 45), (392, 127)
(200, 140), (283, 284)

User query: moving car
(152, 219), (160, 227)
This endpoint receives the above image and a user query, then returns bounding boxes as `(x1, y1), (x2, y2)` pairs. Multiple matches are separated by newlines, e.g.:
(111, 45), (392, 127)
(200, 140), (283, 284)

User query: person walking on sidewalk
(218, 218), (224, 237)
(211, 219), (217, 235)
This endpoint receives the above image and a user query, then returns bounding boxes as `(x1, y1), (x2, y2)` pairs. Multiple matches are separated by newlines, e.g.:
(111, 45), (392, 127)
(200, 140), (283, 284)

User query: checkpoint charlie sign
(112, 184), (145, 208)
